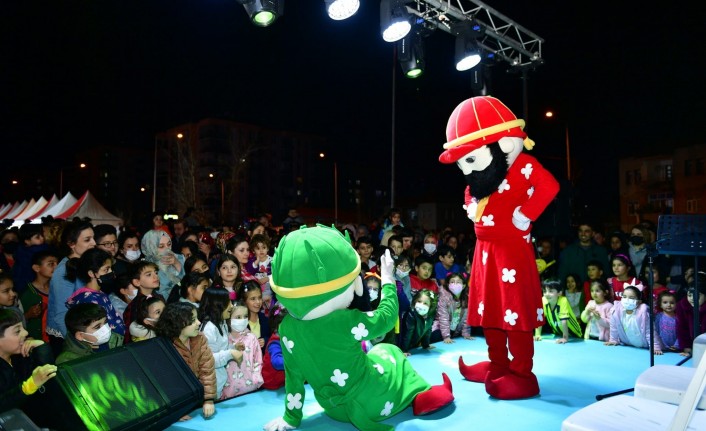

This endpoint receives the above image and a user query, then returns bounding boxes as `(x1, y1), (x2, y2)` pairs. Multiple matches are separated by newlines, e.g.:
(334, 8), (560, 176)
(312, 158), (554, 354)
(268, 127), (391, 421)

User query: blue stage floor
(165, 336), (687, 431)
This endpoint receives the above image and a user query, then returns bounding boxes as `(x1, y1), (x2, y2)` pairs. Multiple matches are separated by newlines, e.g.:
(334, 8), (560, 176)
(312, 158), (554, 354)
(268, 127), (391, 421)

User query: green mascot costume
(263, 225), (454, 431)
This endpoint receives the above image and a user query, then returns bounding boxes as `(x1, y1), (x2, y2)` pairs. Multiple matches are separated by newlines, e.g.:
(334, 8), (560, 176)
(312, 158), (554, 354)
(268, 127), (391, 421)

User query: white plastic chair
(562, 349), (706, 430)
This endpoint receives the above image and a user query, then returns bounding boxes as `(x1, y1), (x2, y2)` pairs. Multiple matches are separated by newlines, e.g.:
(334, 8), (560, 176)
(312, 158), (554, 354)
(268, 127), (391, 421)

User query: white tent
(29, 192), (77, 223)
(10, 195), (58, 227)
(10, 197), (45, 224)
(0, 203), (14, 219)
(53, 191), (123, 227)
(3, 200), (29, 220)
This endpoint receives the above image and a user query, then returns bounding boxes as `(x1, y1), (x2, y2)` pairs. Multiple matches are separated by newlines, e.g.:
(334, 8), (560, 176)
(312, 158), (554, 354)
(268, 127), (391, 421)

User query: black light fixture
(380, 0), (411, 42)
(398, 30), (425, 78)
(237, 0), (284, 27)
(454, 20), (483, 71)
(325, 0), (359, 20)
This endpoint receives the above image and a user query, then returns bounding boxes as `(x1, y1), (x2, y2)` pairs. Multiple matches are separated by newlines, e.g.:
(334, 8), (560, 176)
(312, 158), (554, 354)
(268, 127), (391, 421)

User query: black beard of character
(464, 143), (510, 200)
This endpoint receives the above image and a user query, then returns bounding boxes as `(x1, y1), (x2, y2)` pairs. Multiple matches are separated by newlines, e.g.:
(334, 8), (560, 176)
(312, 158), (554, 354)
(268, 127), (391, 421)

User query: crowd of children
(1, 213), (705, 428)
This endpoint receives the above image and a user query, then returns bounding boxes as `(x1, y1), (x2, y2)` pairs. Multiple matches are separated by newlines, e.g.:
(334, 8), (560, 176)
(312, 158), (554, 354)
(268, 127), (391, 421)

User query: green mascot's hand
(380, 249), (395, 286)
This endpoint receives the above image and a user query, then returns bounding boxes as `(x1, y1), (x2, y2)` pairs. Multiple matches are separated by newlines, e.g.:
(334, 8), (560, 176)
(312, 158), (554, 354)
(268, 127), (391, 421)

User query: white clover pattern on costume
(282, 336), (294, 354)
(331, 369), (349, 387)
(523, 234), (532, 243)
(478, 301), (484, 316)
(527, 186), (534, 197)
(366, 311), (374, 317)
(536, 308), (544, 322)
(501, 268), (517, 283)
(380, 401), (394, 416)
(481, 214), (495, 226)
(373, 363), (384, 374)
(389, 356), (396, 365)
(287, 393), (303, 410)
(504, 310), (519, 326)
(498, 179), (510, 193)
(521, 163), (533, 179)
(351, 323), (369, 341)
(482, 251), (488, 265)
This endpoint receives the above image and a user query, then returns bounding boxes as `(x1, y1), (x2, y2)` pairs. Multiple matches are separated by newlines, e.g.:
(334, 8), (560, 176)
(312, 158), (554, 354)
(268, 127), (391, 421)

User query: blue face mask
(621, 297), (638, 311)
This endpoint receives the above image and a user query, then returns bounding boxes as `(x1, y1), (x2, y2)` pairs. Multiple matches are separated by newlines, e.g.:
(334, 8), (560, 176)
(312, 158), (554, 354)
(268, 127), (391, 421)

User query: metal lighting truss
(407, 0), (544, 68)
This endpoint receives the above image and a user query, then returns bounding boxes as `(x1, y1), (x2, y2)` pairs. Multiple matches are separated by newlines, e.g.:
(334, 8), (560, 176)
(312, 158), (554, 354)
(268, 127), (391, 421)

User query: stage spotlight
(380, 0), (411, 42)
(454, 21), (482, 71)
(237, 0), (283, 27)
(398, 31), (425, 78)
(325, 0), (359, 20)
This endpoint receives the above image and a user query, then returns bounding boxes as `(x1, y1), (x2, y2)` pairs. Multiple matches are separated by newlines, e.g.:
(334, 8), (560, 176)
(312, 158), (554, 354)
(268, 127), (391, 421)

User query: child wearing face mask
(56, 303), (123, 364)
(394, 253), (414, 319)
(432, 272), (473, 344)
(222, 302), (263, 399)
(129, 296), (165, 342)
(361, 272), (397, 352)
(399, 289), (437, 356)
(106, 274), (137, 319)
(64, 248), (125, 337)
(605, 285), (652, 349)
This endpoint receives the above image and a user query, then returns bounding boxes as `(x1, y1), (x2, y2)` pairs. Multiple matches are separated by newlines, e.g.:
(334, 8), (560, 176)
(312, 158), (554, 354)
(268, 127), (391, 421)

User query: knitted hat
(271, 224), (361, 319)
(439, 95), (534, 164)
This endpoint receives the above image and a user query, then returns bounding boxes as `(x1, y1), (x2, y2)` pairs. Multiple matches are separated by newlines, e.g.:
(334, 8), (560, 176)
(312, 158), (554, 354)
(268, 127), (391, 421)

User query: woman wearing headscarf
(140, 230), (185, 299)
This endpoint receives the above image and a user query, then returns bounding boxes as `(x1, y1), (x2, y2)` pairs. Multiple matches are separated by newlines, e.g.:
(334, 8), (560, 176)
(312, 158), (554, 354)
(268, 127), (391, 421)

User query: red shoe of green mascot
(439, 96), (559, 400)
(263, 225), (454, 431)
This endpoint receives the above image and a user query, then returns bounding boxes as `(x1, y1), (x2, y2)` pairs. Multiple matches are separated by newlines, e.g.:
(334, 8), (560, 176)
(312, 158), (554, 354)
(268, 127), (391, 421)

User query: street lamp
(59, 163), (87, 196)
(545, 111), (571, 181)
(319, 153), (338, 225)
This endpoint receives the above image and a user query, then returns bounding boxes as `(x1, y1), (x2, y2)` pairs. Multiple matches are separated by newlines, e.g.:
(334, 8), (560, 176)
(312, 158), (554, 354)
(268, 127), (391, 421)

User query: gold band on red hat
(443, 119), (526, 150)
(271, 261), (361, 299)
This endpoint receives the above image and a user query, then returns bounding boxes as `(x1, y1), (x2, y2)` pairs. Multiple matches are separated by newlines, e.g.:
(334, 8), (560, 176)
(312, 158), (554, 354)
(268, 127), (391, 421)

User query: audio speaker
(0, 409), (41, 431)
(46, 337), (203, 431)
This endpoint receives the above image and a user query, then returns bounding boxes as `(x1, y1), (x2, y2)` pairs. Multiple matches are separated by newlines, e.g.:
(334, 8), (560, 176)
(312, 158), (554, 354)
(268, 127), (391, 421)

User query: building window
(625, 171), (633, 185)
(627, 201), (639, 216)
(686, 199), (698, 214)
(696, 158), (704, 175)
(634, 169), (642, 183)
(685, 159), (693, 176)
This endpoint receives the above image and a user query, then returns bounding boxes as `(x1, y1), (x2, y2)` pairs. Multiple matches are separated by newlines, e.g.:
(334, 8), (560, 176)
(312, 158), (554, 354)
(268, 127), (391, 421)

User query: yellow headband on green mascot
(270, 224), (361, 319)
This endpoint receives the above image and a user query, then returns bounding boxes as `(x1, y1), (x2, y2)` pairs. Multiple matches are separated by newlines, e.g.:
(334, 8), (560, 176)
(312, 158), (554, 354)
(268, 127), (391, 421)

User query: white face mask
(423, 244), (437, 255)
(125, 250), (141, 262)
(127, 288), (139, 300)
(449, 282), (464, 296)
(82, 323), (111, 345)
(396, 268), (410, 278)
(231, 318), (249, 333)
(621, 297), (638, 311)
(368, 288), (379, 301)
(414, 303), (430, 316)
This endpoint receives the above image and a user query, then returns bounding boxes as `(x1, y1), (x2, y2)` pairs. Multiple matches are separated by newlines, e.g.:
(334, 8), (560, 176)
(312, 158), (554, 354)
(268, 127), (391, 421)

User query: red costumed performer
(439, 96), (559, 400)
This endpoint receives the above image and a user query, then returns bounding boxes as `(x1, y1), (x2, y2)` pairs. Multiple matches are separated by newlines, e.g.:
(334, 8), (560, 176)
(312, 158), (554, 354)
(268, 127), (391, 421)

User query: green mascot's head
(271, 224), (361, 319)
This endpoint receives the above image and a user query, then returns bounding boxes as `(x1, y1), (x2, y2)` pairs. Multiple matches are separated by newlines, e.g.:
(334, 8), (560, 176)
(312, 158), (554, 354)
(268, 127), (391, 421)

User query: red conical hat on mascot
(439, 96), (531, 164)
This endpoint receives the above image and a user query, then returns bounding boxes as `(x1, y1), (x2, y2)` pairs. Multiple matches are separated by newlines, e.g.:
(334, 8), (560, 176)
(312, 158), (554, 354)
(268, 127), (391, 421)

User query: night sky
(2, 1), (704, 223)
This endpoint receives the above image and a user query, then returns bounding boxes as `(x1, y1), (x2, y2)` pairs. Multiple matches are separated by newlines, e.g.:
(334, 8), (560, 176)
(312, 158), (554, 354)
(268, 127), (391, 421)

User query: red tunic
(465, 153), (559, 331)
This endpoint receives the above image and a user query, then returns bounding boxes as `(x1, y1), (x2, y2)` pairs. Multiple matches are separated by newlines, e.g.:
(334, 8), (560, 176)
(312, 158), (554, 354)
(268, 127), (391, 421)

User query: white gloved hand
(380, 249), (395, 287)
(512, 206), (531, 231)
(263, 417), (296, 431)
(463, 201), (478, 222)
